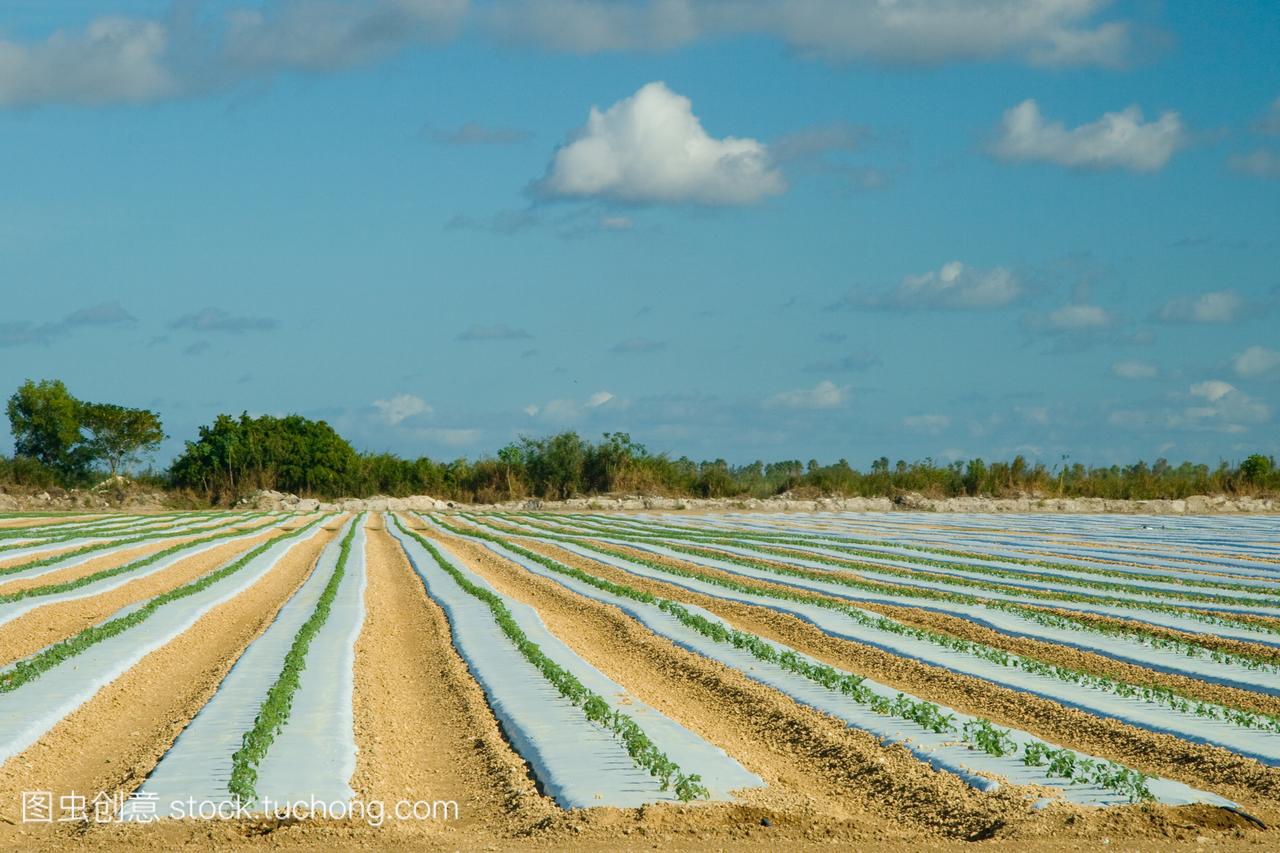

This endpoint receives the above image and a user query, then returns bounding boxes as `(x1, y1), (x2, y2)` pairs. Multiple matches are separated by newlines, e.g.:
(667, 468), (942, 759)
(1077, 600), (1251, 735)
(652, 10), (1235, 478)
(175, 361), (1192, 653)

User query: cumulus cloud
(1233, 345), (1280, 378)
(170, 307), (278, 333)
(1228, 149), (1280, 179)
(1046, 304), (1113, 330)
(422, 120), (533, 145)
(1190, 380), (1234, 403)
(373, 393), (432, 425)
(990, 99), (1185, 172)
(485, 0), (1134, 68)
(536, 81), (785, 205)
(456, 323), (532, 341)
(1112, 360), (1157, 380)
(0, 301), (137, 347)
(765, 380), (849, 410)
(903, 413), (951, 434)
(846, 261), (1022, 311)
(1157, 290), (1243, 325)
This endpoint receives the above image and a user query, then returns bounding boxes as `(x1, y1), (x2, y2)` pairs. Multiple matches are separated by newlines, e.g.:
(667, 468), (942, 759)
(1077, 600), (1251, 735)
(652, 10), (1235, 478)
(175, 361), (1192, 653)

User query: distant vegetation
(2, 381), (1276, 504)
(160, 414), (1280, 503)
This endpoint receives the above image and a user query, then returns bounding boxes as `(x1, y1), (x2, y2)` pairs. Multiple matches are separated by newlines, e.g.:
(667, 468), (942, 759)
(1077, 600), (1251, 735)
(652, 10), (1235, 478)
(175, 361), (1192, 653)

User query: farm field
(0, 509), (1277, 852)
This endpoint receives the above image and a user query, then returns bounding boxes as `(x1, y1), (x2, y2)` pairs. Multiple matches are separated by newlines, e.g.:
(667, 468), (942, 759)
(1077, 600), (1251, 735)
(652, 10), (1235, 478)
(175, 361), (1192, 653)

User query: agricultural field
(0, 509), (1277, 852)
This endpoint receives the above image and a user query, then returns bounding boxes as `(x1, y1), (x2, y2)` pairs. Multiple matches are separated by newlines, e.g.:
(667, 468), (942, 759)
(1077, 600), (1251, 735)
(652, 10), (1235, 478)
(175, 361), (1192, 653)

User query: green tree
(6, 379), (84, 475)
(1240, 454), (1274, 484)
(80, 402), (165, 476)
(169, 412), (359, 500)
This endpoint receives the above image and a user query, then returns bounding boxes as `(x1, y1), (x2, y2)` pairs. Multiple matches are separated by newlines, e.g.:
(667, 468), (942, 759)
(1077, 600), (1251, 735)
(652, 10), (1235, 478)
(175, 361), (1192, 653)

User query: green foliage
(169, 413), (360, 500)
(81, 402), (165, 476)
(391, 517), (709, 802)
(962, 719), (1016, 757)
(229, 515), (362, 803)
(1241, 454), (1274, 484)
(6, 380), (85, 476)
(1021, 742), (1153, 802)
(324, 439), (1280, 502)
(4, 379), (166, 484)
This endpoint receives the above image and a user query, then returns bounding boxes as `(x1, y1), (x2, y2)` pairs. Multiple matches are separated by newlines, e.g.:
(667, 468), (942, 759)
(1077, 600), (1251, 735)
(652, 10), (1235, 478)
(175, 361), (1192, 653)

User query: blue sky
(1, 1), (1278, 469)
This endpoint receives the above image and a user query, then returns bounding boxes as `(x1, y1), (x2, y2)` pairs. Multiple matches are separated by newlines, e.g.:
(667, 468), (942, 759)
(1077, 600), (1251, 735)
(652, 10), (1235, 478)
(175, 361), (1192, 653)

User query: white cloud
(1112, 360), (1157, 380)
(373, 393), (432, 425)
(536, 81), (785, 205)
(765, 380), (849, 410)
(525, 390), (619, 423)
(1228, 149), (1280, 179)
(1, 1), (1137, 109)
(1181, 381), (1270, 430)
(1111, 381), (1270, 433)
(0, 1), (467, 108)
(0, 18), (175, 107)
(1047, 304), (1112, 330)
(487, 1), (1133, 68)
(990, 99), (1185, 172)
(1233, 345), (1280, 378)
(1190, 380), (1235, 403)
(903, 414), (951, 434)
(1157, 290), (1243, 324)
(863, 261), (1022, 310)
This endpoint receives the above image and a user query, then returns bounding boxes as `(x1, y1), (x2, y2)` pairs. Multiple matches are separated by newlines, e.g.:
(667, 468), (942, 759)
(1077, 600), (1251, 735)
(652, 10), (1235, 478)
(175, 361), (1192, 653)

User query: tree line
(3, 380), (1277, 503)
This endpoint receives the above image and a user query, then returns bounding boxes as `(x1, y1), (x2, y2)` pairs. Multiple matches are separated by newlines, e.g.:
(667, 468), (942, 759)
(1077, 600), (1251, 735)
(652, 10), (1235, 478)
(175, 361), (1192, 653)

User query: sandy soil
(0, 524), (291, 667)
(0, 522), (338, 849)
(0, 511), (1273, 852)
(349, 517), (556, 840)
(469, 524), (1280, 818)
(655, 539), (1280, 719)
